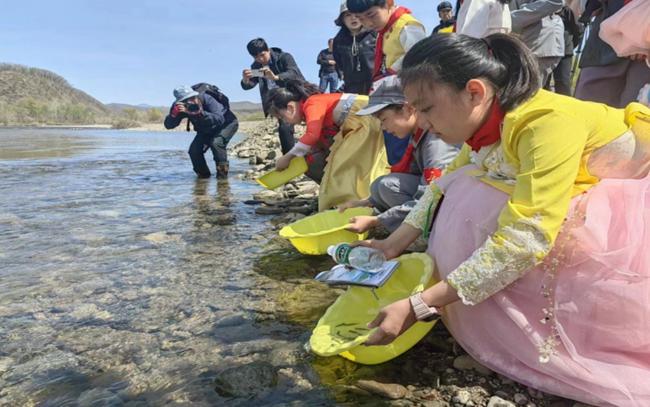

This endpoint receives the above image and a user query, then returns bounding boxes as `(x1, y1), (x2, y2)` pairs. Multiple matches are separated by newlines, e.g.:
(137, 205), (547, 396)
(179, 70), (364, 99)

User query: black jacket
(317, 48), (340, 77)
(240, 47), (305, 116)
(164, 93), (236, 137)
(333, 28), (377, 95)
(579, 0), (624, 68)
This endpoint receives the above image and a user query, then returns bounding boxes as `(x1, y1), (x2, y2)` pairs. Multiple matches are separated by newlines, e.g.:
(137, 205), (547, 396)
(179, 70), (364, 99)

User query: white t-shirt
(456, 0), (512, 39)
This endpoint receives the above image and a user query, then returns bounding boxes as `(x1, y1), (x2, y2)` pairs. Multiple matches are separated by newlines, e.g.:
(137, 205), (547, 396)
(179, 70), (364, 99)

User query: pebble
(514, 393), (528, 405)
(453, 355), (493, 376)
(255, 206), (285, 215)
(453, 389), (471, 405)
(488, 396), (517, 407)
(356, 380), (408, 400)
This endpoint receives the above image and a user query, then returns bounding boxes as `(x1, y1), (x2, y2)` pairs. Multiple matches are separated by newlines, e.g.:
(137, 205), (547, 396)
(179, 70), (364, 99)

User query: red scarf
(466, 98), (505, 152)
(373, 6), (412, 80)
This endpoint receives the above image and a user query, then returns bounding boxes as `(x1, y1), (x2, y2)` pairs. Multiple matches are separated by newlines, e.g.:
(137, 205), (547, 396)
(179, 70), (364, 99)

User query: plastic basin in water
(309, 253), (437, 365)
(279, 207), (374, 255)
(256, 156), (308, 190)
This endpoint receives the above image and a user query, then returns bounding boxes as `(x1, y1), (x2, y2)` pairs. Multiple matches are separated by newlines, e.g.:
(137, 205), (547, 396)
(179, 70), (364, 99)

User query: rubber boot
(216, 163), (229, 179)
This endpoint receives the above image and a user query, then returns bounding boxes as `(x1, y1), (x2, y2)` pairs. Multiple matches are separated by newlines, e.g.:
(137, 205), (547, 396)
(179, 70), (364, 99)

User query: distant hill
(0, 63), (110, 125)
(0, 63), (264, 126)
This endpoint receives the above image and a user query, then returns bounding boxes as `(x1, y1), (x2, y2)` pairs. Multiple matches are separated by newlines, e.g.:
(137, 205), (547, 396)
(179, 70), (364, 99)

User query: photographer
(241, 38), (306, 154)
(164, 85), (238, 179)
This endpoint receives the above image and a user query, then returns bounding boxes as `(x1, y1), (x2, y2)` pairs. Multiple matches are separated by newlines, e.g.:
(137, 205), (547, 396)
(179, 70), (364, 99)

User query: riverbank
(229, 121), (587, 407)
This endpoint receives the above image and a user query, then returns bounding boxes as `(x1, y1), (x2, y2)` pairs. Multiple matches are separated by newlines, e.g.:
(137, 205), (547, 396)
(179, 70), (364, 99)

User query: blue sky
(1, 1), (446, 106)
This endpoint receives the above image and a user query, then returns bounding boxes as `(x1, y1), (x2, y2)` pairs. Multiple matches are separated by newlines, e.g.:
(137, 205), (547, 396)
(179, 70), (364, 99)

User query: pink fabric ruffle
(427, 165), (650, 407)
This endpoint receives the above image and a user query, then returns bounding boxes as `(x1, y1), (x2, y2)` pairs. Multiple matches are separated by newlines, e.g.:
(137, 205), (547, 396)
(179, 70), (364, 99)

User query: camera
(185, 102), (200, 113)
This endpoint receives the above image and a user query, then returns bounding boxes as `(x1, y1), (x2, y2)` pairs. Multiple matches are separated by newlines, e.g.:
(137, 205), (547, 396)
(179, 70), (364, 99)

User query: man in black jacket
(317, 39), (341, 93)
(164, 86), (239, 179)
(241, 38), (306, 154)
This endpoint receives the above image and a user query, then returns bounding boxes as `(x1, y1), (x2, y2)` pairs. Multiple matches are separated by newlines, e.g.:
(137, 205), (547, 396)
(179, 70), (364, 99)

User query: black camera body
(185, 102), (201, 113)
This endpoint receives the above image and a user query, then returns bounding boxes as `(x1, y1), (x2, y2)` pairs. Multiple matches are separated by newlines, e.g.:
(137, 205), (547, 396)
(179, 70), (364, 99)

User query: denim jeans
(319, 73), (340, 93)
(188, 119), (239, 177)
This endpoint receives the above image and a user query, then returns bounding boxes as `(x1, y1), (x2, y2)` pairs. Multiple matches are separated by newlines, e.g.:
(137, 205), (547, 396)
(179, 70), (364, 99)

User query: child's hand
(275, 154), (294, 171)
(346, 215), (379, 234)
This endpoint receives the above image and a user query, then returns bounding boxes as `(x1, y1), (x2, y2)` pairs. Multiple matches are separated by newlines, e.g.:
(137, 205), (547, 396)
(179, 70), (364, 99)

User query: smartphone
(250, 68), (265, 78)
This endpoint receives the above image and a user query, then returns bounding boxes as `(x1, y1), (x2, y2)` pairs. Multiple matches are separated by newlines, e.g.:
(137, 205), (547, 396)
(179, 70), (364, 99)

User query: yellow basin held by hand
(256, 156), (308, 190)
(310, 253), (437, 365)
(279, 207), (374, 255)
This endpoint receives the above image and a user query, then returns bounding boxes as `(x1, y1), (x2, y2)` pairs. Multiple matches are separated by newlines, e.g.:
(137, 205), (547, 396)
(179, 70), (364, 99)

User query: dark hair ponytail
(267, 80), (320, 115)
(400, 33), (540, 112)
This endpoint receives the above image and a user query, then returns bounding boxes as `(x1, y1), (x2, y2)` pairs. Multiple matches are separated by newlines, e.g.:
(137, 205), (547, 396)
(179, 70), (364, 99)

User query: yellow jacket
(383, 13), (425, 72)
(405, 90), (650, 305)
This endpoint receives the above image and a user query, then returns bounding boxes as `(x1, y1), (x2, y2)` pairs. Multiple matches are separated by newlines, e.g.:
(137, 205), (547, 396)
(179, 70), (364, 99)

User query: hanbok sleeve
(404, 144), (472, 231)
(447, 113), (588, 305)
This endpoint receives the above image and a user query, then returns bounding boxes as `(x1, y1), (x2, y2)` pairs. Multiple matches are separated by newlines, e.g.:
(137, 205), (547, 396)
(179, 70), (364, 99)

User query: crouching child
(339, 76), (460, 232)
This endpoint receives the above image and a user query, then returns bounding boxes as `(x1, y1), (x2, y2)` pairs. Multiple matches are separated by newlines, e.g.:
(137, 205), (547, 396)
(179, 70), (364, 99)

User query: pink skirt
(427, 166), (650, 407)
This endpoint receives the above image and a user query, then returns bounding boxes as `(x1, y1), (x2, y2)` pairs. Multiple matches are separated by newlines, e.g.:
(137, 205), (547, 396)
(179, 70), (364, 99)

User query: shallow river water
(1, 128), (462, 407)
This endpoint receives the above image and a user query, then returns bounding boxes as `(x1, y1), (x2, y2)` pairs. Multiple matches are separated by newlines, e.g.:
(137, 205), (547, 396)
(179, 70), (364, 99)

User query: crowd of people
(163, 0), (650, 405)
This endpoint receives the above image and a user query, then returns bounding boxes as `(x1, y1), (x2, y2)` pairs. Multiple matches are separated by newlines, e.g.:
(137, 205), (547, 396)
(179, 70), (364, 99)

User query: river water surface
(0, 128), (468, 407)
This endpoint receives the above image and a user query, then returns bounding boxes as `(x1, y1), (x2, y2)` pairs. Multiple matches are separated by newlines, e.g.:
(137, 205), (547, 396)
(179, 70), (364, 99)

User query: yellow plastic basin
(279, 207), (374, 255)
(256, 156), (308, 190)
(310, 253), (437, 365)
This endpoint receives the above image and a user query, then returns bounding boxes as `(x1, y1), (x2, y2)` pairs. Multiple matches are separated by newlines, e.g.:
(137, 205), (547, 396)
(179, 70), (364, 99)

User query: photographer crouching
(164, 85), (239, 179)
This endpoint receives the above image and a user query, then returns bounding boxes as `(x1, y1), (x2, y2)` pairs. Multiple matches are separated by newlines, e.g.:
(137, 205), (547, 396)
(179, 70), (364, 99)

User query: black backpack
(185, 82), (231, 132)
(191, 82), (230, 110)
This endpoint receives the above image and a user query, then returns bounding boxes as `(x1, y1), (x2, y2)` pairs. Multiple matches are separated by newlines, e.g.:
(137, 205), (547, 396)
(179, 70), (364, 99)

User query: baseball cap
(356, 75), (406, 116)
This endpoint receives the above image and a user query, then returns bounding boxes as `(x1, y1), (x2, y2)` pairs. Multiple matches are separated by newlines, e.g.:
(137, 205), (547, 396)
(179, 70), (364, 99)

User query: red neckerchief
(390, 128), (424, 173)
(373, 7), (412, 80)
(466, 98), (505, 152)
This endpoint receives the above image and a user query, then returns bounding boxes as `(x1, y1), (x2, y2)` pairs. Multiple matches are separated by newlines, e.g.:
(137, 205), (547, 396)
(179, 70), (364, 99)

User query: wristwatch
(409, 292), (439, 322)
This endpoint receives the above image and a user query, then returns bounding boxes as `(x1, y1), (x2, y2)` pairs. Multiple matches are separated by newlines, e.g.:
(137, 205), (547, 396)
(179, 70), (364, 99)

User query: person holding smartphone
(241, 38), (306, 154)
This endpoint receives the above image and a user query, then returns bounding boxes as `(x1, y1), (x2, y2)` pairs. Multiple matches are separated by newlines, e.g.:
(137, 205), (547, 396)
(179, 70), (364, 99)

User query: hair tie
(482, 38), (493, 56)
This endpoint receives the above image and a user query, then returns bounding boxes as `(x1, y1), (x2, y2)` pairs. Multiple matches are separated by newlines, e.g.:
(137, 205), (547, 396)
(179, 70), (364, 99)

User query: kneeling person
(164, 85), (238, 179)
(340, 76), (459, 232)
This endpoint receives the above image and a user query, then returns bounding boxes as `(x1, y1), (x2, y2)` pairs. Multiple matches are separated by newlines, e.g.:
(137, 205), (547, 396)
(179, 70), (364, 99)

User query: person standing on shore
(317, 39), (341, 93)
(432, 1), (455, 34)
(333, 0), (377, 95)
(241, 38), (306, 154)
(164, 85), (238, 179)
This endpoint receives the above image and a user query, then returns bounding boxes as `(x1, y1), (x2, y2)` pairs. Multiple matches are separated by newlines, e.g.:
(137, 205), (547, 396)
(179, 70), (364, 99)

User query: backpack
(191, 82), (230, 110)
(185, 82), (231, 132)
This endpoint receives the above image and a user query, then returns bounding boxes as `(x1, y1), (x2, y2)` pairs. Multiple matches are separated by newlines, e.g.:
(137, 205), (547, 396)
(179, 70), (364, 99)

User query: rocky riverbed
(226, 120), (592, 407)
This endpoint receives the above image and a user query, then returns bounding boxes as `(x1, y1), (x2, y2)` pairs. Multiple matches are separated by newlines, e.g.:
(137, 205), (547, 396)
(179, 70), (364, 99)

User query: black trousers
(278, 120), (295, 154)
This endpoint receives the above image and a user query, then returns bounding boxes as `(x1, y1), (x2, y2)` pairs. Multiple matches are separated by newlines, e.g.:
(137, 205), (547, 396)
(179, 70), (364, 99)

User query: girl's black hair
(346, 0), (388, 13)
(400, 33), (540, 112)
(267, 80), (320, 115)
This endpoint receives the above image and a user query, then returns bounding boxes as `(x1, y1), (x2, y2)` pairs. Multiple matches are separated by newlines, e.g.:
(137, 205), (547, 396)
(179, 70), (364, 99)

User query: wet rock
(422, 402), (450, 407)
(255, 206), (285, 215)
(213, 361), (278, 398)
(277, 367), (313, 394)
(70, 304), (112, 320)
(144, 231), (181, 244)
(253, 190), (281, 201)
(488, 396), (517, 407)
(0, 357), (13, 376)
(214, 314), (248, 328)
(453, 355), (493, 376)
(514, 393), (528, 405)
(356, 380), (408, 400)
